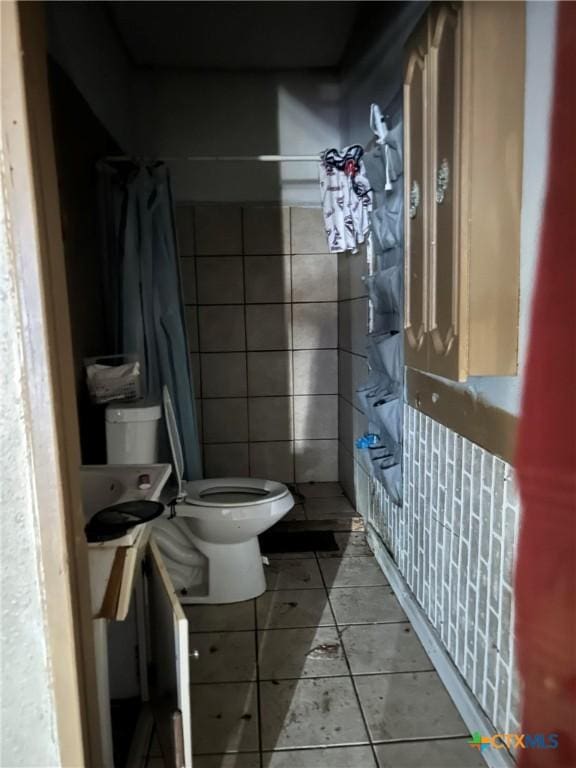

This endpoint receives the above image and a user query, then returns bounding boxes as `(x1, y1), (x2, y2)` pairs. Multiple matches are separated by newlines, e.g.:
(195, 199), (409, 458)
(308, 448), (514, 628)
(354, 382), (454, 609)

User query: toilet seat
(182, 477), (289, 508)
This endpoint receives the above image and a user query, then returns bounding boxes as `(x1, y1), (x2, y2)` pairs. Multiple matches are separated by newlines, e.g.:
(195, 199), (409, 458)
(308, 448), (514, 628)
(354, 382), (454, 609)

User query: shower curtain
(98, 160), (202, 480)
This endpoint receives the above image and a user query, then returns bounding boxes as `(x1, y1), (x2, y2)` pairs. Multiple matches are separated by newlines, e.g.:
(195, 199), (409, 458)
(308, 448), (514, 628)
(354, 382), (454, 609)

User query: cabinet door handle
(409, 180), (421, 219)
(436, 158), (450, 204)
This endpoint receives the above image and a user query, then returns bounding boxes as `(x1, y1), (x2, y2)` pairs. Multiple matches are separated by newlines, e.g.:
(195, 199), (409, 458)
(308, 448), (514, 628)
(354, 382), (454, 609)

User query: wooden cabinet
(404, 2), (525, 381)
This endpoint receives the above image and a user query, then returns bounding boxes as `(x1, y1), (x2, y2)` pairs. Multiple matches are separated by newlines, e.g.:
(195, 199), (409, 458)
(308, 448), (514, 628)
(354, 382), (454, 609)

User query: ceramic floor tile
(184, 600), (255, 632)
(318, 532), (373, 558)
(260, 677), (369, 750)
(267, 550), (315, 560)
(193, 754), (260, 768)
(257, 589), (334, 629)
(329, 587), (406, 626)
(355, 672), (469, 742)
(297, 482), (344, 498)
(341, 623), (434, 675)
(374, 738), (485, 768)
(190, 682), (259, 754)
(265, 558), (324, 590)
(189, 631), (256, 683)
(259, 626), (348, 680)
(305, 498), (359, 520)
(262, 745), (377, 767)
(320, 557), (388, 588)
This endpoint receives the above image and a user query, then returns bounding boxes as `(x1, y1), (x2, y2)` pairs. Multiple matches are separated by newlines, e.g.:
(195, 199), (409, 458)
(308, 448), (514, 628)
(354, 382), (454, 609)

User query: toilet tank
(105, 401), (161, 464)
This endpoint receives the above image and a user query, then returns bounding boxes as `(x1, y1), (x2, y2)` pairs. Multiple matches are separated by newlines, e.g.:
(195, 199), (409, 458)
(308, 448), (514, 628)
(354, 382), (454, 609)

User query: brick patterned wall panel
(356, 404), (521, 736)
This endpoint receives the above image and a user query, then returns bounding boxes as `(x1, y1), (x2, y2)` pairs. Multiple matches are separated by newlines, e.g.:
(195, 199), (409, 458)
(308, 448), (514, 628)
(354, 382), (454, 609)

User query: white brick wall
(359, 404), (522, 735)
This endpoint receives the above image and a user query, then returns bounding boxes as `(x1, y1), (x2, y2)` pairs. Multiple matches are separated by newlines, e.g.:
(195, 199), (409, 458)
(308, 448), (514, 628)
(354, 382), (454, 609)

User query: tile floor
(144, 483), (486, 768)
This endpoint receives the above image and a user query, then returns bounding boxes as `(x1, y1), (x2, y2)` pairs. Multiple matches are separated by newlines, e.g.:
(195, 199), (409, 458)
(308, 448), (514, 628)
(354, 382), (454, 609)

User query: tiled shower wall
(337, 245), (370, 503)
(175, 204), (339, 482)
(362, 405), (521, 737)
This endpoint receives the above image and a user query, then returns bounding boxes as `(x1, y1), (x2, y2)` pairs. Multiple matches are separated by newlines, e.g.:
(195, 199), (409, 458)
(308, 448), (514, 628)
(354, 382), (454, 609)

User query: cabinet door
(404, 18), (429, 371)
(428, 4), (463, 379)
(147, 540), (193, 767)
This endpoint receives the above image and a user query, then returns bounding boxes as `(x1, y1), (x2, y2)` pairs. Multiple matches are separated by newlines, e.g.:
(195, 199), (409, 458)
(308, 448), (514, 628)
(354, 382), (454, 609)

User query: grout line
(203, 438), (339, 445)
(191, 208), (206, 472)
(240, 209), (251, 478)
(254, 620), (410, 635)
(253, 600), (264, 768)
(200, 393), (340, 400)
(188, 667), (436, 688)
(313, 550), (380, 766)
(191, 299), (340, 306)
(370, 734), (473, 746)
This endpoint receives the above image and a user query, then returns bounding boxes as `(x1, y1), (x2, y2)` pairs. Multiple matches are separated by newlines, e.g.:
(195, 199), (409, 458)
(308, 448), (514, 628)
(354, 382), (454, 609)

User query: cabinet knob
(191, 649), (200, 660)
(409, 180), (421, 219)
(436, 159), (450, 204)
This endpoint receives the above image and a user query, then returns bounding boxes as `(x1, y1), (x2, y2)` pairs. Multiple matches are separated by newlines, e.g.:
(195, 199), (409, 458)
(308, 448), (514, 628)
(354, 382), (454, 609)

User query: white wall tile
(244, 256), (291, 304)
(198, 305), (245, 352)
(295, 439), (338, 482)
(197, 256), (244, 304)
(362, 406), (521, 738)
(291, 253), (337, 302)
(249, 441), (294, 482)
(293, 349), (337, 395)
(204, 443), (249, 477)
(180, 257), (197, 304)
(246, 304), (292, 350)
(202, 398), (248, 443)
(294, 395), (338, 439)
(292, 302), (337, 349)
(195, 205), (242, 255)
(201, 353), (247, 398)
(243, 206), (290, 255)
(291, 207), (327, 254)
(248, 396), (293, 441)
(185, 306), (199, 352)
(247, 351), (292, 396)
(175, 205), (195, 256)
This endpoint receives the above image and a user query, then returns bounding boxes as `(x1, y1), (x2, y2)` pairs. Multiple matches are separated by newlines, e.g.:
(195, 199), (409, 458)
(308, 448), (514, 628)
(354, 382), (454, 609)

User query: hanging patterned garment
(318, 144), (373, 253)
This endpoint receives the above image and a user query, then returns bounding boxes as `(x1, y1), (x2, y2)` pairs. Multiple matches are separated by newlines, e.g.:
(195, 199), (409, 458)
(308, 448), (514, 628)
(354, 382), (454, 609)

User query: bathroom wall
(135, 71), (342, 205)
(175, 204), (339, 483)
(48, 60), (121, 463)
(347, 3), (559, 745)
(337, 246), (370, 504)
(363, 410), (522, 737)
(46, 1), (137, 152)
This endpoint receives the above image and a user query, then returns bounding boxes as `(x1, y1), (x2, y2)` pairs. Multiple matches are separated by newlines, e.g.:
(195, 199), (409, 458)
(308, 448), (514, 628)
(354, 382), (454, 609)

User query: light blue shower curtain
(99, 160), (202, 480)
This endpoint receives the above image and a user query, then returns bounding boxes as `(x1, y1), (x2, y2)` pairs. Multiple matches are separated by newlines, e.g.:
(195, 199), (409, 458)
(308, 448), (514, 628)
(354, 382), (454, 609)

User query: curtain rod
(104, 154), (320, 163)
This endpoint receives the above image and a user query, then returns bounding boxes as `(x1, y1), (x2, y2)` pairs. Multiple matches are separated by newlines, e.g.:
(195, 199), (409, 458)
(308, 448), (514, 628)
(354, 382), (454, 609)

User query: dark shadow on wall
(47, 58), (121, 463)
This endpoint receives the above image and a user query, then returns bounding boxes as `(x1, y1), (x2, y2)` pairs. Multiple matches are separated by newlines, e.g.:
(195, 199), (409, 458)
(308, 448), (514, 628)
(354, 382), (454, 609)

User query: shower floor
(143, 482), (485, 768)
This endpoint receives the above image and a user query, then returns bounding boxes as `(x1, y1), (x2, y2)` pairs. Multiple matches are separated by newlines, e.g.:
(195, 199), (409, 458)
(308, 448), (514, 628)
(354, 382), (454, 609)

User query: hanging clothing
(319, 145), (373, 253)
(98, 161), (203, 480)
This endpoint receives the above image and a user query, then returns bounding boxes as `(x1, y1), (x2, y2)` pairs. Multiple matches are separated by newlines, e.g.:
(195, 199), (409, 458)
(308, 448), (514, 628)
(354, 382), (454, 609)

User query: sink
(81, 463), (172, 548)
(80, 463), (172, 618)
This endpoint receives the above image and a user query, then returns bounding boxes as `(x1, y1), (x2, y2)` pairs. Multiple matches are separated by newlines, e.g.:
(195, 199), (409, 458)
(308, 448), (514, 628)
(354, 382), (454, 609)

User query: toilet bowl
(156, 387), (294, 603)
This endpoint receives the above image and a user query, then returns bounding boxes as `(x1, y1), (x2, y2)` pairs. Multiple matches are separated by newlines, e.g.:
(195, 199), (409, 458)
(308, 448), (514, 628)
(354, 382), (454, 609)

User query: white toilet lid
(183, 477), (289, 508)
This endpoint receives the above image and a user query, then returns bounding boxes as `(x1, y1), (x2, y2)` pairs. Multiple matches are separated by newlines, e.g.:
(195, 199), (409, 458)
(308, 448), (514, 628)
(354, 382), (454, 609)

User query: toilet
(105, 387), (294, 603)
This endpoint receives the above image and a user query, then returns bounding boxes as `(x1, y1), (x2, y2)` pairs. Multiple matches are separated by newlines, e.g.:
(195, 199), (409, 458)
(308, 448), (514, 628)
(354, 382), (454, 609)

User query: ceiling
(107, 1), (361, 70)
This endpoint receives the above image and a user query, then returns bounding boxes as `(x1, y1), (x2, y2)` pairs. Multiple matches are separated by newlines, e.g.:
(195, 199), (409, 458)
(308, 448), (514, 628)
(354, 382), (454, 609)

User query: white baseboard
(366, 526), (516, 768)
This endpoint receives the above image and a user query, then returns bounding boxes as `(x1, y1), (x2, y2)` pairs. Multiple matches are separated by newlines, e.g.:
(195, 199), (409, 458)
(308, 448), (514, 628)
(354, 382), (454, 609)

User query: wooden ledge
(406, 368), (518, 464)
